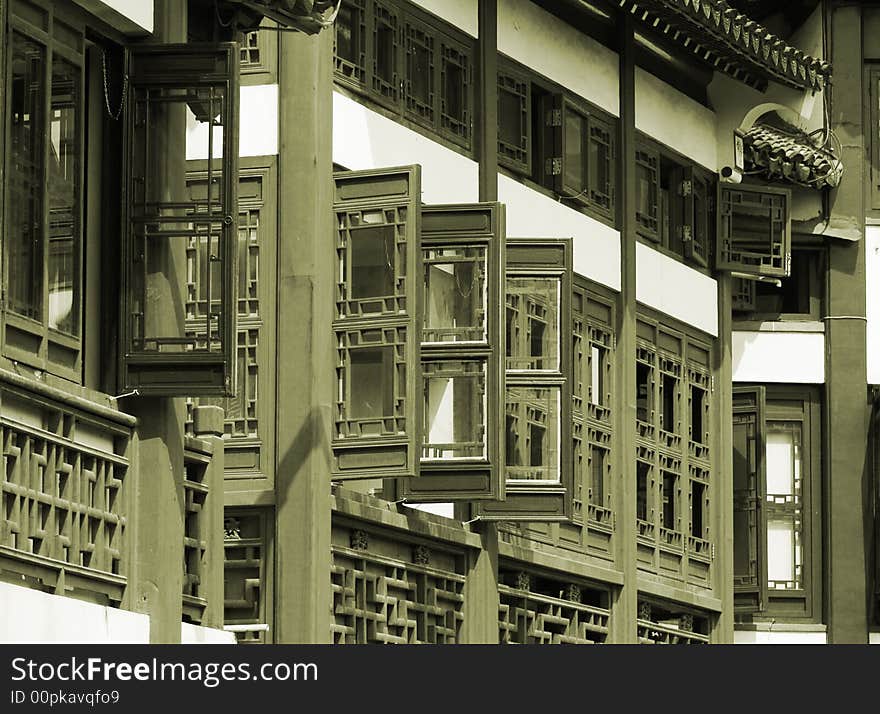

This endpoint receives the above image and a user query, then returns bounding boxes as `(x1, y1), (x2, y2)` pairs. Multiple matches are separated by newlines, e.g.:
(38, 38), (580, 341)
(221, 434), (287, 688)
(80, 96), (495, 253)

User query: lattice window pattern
(404, 22), (435, 123)
(497, 69), (530, 173)
(182, 446), (210, 623)
(636, 147), (659, 239)
(331, 544), (465, 644)
(440, 41), (470, 143)
(334, 0), (367, 86)
(372, 2), (399, 103)
(240, 31), (261, 67)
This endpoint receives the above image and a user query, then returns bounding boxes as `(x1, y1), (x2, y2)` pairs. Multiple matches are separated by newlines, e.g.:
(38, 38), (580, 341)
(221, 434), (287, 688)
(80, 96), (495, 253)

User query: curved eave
(618, 0), (831, 92)
(223, 0), (338, 34)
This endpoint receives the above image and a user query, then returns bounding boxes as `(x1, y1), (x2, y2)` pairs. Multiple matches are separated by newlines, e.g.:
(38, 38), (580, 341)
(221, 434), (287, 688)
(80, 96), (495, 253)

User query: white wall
(412, 0), (477, 37)
(734, 629), (827, 644)
(498, 0), (619, 116)
(636, 243), (718, 336)
(181, 622), (237, 644)
(635, 67), (717, 171)
(732, 331), (825, 383)
(187, 85), (279, 160)
(499, 175), (621, 292)
(333, 92), (480, 204)
(73, 0), (153, 34)
(0, 582), (150, 644)
(867, 226), (880, 384)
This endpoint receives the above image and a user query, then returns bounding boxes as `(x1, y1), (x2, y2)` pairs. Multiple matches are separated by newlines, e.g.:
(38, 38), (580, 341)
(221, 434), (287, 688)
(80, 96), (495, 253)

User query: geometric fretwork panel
(224, 510), (271, 644)
(497, 568), (610, 644)
(182, 447), (209, 624)
(0, 396), (131, 594)
(331, 544), (465, 644)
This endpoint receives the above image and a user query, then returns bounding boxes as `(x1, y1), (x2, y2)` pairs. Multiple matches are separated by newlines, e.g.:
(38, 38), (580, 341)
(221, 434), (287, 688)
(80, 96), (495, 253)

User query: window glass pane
(766, 427), (797, 496)
(349, 346), (394, 422)
(505, 386), (560, 482)
(498, 87), (522, 147)
(350, 223), (394, 300)
(443, 58), (463, 120)
(408, 37), (432, 106)
(564, 109), (586, 192)
(767, 517), (797, 585)
(48, 57), (81, 336)
(422, 360), (486, 460)
(506, 277), (559, 370)
(662, 472), (677, 529)
(336, 3), (357, 64)
(8, 32), (46, 322)
(423, 246), (486, 342)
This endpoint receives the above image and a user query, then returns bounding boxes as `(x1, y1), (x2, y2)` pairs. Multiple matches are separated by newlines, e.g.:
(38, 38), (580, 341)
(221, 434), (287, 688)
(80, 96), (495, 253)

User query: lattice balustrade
(498, 573), (610, 644)
(224, 510), (271, 644)
(0, 391), (132, 603)
(331, 543), (465, 644)
(637, 600), (709, 645)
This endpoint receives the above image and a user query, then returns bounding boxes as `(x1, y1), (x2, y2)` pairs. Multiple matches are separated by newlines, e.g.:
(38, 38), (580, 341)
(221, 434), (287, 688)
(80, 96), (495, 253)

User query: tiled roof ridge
(743, 121), (842, 189)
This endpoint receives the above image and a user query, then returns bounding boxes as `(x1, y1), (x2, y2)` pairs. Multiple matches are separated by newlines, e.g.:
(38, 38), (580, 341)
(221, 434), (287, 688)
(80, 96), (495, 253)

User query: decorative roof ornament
(221, 0), (341, 34)
(742, 121), (843, 190)
(618, 0), (831, 91)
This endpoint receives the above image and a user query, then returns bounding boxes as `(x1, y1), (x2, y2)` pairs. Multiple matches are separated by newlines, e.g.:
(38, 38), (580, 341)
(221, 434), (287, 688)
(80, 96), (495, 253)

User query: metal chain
(102, 48), (128, 121)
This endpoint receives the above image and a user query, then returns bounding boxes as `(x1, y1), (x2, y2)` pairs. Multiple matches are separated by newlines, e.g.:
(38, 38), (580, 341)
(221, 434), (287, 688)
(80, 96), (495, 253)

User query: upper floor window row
(333, 0), (474, 150)
(497, 58), (617, 226)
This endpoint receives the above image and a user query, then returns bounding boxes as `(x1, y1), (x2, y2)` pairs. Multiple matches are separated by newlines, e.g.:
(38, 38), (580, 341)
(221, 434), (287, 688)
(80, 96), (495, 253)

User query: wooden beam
(477, 0), (497, 203)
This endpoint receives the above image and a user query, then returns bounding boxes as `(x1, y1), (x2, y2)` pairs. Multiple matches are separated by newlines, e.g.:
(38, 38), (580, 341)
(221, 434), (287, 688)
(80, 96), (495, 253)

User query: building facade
(0, 0), (877, 645)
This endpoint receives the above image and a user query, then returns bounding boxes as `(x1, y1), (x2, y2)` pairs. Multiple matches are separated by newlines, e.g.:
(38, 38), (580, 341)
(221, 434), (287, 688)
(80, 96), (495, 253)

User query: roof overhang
(220, 0), (340, 34)
(617, 0), (831, 91)
(742, 122), (842, 190)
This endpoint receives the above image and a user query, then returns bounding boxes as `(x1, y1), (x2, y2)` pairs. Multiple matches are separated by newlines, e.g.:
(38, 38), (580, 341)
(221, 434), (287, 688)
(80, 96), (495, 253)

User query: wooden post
(273, 25), (334, 644)
(825, 1), (869, 643)
(611, 12), (638, 644)
(127, 0), (188, 644)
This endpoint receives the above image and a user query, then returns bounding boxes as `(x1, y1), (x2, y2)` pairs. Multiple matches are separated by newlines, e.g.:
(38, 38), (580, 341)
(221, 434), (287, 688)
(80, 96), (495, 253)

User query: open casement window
(332, 166), (422, 480)
(717, 184), (791, 278)
(673, 167), (710, 268)
(478, 238), (572, 521)
(3, 5), (86, 381)
(733, 386), (767, 614)
(119, 43), (240, 396)
(542, 94), (615, 219)
(635, 144), (660, 243)
(400, 203), (505, 501)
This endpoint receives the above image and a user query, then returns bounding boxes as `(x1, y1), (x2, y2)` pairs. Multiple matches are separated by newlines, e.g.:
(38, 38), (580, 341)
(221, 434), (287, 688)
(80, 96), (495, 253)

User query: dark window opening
(636, 362), (651, 423)
(350, 225), (394, 299)
(637, 462), (649, 521)
(691, 481), (705, 538)
(691, 386), (705, 444)
(590, 446), (605, 505)
(661, 374), (676, 432)
(662, 471), (677, 529)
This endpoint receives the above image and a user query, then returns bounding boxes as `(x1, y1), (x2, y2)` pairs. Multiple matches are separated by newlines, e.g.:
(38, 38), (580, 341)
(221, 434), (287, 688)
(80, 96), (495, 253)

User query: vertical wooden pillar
(273, 26), (334, 644)
(127, 0), (187, 644)
(826, 2), (869, 643)
(713, 275), (734, 642)
(193, 405), (226, 630)
(462, 0), (500, 644)
(610, 12), (638, 644)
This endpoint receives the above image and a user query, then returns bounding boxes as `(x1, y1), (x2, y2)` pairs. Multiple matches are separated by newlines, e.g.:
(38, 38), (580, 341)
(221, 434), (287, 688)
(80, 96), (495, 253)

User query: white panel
(498, 175), (621, 292)
(734, 629), (827, 644)
(498, 0), (619, 116)
(867, 227), (880, 384)
(181, 622), (237, 644)
(765, 431), (793, 497)
(187, 85), (279, 160)
(333, 92), (479, 204)
(732, 331), (825, 383)
(0, 582), (150, 643)
(767, 519), (795, 583)
(411, 0), (477, 37)
(405, 502), (455, 518)
(72, 0), (153, 34)
(635, 67), (717, 171)
(635, 243), (718, 336)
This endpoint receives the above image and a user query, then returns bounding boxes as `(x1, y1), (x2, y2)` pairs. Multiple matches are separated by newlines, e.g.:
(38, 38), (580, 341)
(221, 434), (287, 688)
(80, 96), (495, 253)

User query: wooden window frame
(3, 0), (87, 383)
(119, 42), (240, 396)
(733, 385), (821, 621)
(238, 20), (278, 85)
(400, 202), (506, 502)
(717, 183), (792, 278)
(497, 58), (531, 176)
(477, 237), (573, 522)
(333, 0), (474, 151)
(331, 165), (422, 481)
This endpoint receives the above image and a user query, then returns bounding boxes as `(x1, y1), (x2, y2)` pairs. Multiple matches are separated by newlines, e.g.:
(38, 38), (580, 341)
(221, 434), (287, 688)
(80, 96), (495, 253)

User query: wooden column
(462, 0), (500, 644)
(825, 2), (869, 643)
(127, 0), (188, 644)
(610, 12), (638, 644)
(273, 25), (334, 644)
(713, 275), (734, 642)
